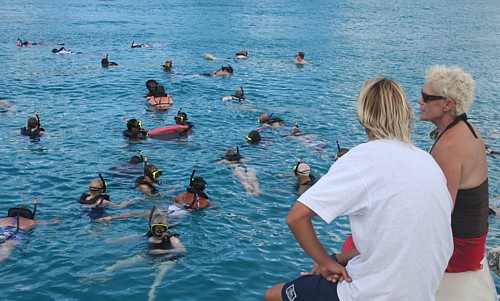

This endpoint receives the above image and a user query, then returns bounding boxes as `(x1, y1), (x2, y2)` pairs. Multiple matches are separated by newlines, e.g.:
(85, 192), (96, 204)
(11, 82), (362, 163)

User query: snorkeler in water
(258, 113), (283, 128)
(103, 207), (185, 301)
(172, 170), (215, 210)
(217, 147), (261, 196)
(202, 65), (233, 76)
(0, 198), (60, 263)
(51, 47), (80, 54)
(173, 109), (194, 135)
(294, 51), (308, 64)
(335, 140), (349, 161)
(101, 53), (118, 67)
(222, 87), (247, 102)
(161, 59), (173, 72)
(123, 118), (149, 139)
(204, 49), (248, 60)
(135, 158), (163, 197)
(277, 158), (317, 195)
(131, 41), (151, 48)
(78, 174), (133, 220)
(20, 111), (45, 139)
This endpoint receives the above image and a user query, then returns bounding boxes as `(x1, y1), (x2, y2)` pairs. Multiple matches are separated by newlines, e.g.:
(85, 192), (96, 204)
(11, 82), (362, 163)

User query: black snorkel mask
(7, 198), (38, 233)
(223, 147), (242, 162)
(89, 173), (107, 193)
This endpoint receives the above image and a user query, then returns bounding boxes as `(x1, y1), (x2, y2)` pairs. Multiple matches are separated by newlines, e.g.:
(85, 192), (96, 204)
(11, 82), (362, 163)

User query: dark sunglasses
(421, 89), (448, 103)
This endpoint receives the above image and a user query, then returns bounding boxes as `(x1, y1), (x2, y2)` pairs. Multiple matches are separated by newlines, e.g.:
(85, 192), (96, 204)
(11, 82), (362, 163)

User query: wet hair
(27, 117), (38, 128)
(222, 65), (233, 74)
(425, 65), (475, 116)
(146, 79), (158, 94)
(357, 77), (414, 145)
(246, 130), (261, 143)
(127, 119), (141, 130)
(191, 177), (206, 191)
(224, 149), (242, 161)
(129, 155), (142, 164)
(297, 52), (305, 59)
(259, 114), (270, 124)
(291, 128), (302, 136)
(155, 85), (166, 97)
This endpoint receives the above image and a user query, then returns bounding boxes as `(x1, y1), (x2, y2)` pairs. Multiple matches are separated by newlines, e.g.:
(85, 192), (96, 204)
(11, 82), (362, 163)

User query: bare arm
(96, 211), (148, 222)
(287, 202), (351, 283)
(35, 216), (61, 225)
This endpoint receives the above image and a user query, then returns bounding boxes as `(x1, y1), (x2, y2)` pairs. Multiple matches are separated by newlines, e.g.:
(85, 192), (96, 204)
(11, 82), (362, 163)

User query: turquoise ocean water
(0, 0), (499, 300)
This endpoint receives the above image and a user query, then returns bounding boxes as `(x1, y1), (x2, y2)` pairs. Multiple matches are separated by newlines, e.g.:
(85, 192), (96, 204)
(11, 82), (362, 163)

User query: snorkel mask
(89, 173), (107, 193)
(7, 197), (38, 235)
(127, 119), (143, 130)
(148, 206), (168, 237)
(335, 141), (349, 160)
(189, 170), (207, 191)
(223, 147), (242, 162)
(143, 157), (163, 183)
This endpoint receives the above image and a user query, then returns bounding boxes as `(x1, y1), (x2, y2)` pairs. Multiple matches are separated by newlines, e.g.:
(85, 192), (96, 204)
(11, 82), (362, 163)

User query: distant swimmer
(222, 87), (246, 102)
(245, 129), (262, 145)
(234, 49), (249, 59)
(145, 79), (159, 97)
(172, 171), (216, 210)
(0, 98), (13, 113)
(131, 41), (151, 48)
(123, 118), (149, 139)
(292, 158), (317, 195)
(202, 65), (233, 77)
(162, 59), (173, 72)
(0, 198), (60, 263)
(51, 47), (80, 54)
(101, 53), (118, 67)
(173, 109), (194, 135)
(335, 140), (349, 160)
(78, 174), (133, 220)
(218, 147), (261, 196)
(204, 49), (248, 60)
(258, 113), (283, 127)
(285, 122), (328, 152)
(16, 38), (42, 47)
(135, 157), (163, 197)
(294, 51), (308, 64)
(20, 111), (45, 139)
(146, 85), (173, 111)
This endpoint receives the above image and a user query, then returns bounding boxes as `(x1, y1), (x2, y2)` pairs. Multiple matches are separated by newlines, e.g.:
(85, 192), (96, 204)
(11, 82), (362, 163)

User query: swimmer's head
(246, 130), (261, 143)
(335, 148), (349, 160)
(222, 65), (233, 74)
(224, 149), (242, 162)
(190, 177), (207, 192)
(297, 52), (305, 59)
(146, 79), (158, 90)
(129, 155), (143, 164)
(89, 179), (105, 194)
(296, 163), (311, 177)
(155, 85), (166, 96)
(7, 205), (35, 220)
(233, 89), (244, 99)
(127, 118), (142, 131)
(174, 112), (188, 124)
(27, 117), (38, 128)
(240, 50), (248, 57)
(145, 164), (162, 183)
(291, 128), (302, 136)
(148, 207), (168, 237)
(51, 48), (58, 53)
(258, 114), (270, 124)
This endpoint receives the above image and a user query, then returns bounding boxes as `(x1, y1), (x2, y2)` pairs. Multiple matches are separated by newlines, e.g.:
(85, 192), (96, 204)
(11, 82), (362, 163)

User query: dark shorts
(281, 275), (339, 301)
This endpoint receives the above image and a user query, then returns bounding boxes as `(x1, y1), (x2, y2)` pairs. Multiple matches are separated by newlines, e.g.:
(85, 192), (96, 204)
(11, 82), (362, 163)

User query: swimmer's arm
(96, 211), (149, 222)
(35, 216), (61, 225)
(107, 198), (137, 208)
(106, 234), (143, 244)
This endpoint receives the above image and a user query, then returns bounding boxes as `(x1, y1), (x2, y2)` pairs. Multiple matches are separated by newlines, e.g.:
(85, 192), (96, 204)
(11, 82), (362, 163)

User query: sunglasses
(421, 89), (448, 103)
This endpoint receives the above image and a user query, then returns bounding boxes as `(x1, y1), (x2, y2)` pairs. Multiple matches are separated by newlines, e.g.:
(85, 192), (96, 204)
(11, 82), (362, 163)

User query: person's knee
(265, 284), (283, 301)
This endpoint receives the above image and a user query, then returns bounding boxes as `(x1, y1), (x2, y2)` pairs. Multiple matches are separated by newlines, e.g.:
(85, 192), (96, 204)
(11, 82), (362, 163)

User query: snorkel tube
(34, 111), (41, 128)
(337, 140), (341, 152)
(98, 173), (107, 193)
(189, 169), (196, 187)
(293, 158), (303, 176)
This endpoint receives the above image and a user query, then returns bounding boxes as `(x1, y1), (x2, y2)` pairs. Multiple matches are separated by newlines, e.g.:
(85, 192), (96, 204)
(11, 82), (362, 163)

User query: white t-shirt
(299, 138), (453, 301)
